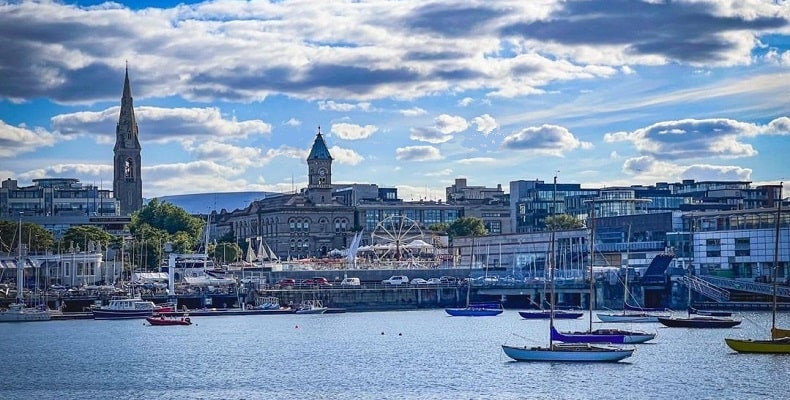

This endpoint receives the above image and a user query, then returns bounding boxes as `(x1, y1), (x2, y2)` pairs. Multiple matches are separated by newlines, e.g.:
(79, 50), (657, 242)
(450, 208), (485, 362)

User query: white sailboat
(0, 215), (51, 323)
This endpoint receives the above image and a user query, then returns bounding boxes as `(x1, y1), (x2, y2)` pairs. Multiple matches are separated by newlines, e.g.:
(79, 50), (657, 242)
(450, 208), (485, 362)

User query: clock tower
(306, 127), (333, 204)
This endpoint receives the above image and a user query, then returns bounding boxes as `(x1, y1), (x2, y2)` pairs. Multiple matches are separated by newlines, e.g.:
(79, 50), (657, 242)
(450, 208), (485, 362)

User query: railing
(679, 275), (730, 302)
(699, 276), (790, 299)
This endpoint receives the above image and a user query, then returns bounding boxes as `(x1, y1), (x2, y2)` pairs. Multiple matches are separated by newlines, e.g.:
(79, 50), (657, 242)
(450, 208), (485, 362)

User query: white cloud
(331, 123), (378, 140)
(0, 120), (67, 157)
(434, 114), (468, 134)
(399, 107), (427, 117)
(328, 145), (365, 165)
(284, 118), (301, 126)
(458, 97), (474, 107)
(472, 114), (498, 135)
(501, 124), (591, 156)
(395, 146), (442, 161)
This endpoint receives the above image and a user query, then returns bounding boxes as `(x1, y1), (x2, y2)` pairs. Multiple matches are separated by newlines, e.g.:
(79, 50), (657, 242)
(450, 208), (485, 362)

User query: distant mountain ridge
(148, 192), (274, 214)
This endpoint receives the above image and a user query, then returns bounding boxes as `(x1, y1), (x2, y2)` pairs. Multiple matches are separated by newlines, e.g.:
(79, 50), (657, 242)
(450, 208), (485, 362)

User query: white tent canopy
(405, 239), (433, 249)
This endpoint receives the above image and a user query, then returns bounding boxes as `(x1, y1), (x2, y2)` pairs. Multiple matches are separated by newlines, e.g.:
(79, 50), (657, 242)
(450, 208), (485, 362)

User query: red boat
(146, 314), (192, 326)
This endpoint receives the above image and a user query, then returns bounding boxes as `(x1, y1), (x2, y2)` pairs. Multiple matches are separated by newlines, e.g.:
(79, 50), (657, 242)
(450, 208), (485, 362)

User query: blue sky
(1, 0), (788, 202)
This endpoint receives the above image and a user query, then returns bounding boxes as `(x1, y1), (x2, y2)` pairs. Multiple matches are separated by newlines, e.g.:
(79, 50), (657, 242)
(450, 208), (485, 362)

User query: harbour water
(2, 309), (789, 399)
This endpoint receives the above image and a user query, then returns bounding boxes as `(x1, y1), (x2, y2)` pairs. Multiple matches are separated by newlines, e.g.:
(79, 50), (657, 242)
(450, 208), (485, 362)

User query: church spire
(122, 62), (132, 100)
(113, 65), (143, 215)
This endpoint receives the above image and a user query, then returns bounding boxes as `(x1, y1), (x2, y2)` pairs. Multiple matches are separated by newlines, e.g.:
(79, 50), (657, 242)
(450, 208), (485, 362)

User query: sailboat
(502, 223), (635, 362)
(552, 209), (655, 344)
(519, 245), (583, 320)
(445, 237), (503, 317)
(0, 215), (51, 323)
(658, 268), (741, 329)
(725, 182), (790, 353)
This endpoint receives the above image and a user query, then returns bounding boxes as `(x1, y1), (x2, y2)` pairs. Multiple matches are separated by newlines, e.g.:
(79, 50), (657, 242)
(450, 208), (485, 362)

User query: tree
(128, 199), (206, 267)
(545, 214), (584, 230)
(427, 222), (450, 232)
(447, 217), (488, 238)
(0, 220), (54, 254)
(211, 241), (242, 264)
(61, 225), (114, 253)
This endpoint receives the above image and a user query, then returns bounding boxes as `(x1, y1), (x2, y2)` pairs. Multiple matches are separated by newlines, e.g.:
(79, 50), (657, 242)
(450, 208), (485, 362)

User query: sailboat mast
(771, 182), (782, 331)
(624, 224), (631, 312)
(16, 213), (24, 304)
(549, 229), (556, 348)
(588, 200), (595, 333)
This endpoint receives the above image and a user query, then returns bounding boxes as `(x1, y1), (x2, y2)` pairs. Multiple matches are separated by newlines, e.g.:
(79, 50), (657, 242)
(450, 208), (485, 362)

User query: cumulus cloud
(0, 120), (68, 157)
(434, 114), (468, 134)
(395, 146), (442, 161)
(622, 155), (752, 182)
(501, 124), (592, 156)
(328, 145), (365, 165)
(284, 118), (301, 127)
(458, 97), (474, 107)
(331, 123), (378, 140)
(472, 114), (498, 135)
(318, 101), (373, 112)
(602, 118), (786, 160)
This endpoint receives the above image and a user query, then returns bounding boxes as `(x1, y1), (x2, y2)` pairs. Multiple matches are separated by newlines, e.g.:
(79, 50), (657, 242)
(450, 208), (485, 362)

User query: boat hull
(658, 317), (741, 328)
(597, 313), (662, 323)
(0, 309), (52, 322)
(519, 310), (583, 320)
(688, 307), (732, 317)
(445, 308), (503, 317)
(146, 316), (192, 326)
(92, 310), (154, 320)
(295, 308), (327, 314)
(501, 344), (634, 362)
(724, 338), (790, 354)
(550, 326), (655, 344)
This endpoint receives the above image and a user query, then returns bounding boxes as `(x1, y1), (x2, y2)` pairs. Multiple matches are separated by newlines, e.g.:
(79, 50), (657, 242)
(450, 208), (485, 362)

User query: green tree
(129, 198), (206, 260)
(61, 225), (114, 253)
(427, 222), (449, 232)
(0, 220), (54, 254)
(211, 241), (242, 264)
(447, 217), (488, 238)
(545, 214), (584, 230)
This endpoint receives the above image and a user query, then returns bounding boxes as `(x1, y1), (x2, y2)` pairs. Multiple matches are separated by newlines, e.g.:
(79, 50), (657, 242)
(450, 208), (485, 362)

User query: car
(340, 277), (361, 286)
(276, 278), (296, 287)
(411, 278), (429, 285)
(381, 275), (410, 285)
(426, 278), (442, 285)
(303, 277), (331, 286)
(439, 276), (457, 284)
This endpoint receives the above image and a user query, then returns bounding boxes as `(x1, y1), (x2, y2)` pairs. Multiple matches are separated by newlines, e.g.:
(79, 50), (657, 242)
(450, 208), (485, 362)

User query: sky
(1, 0), (789, 203)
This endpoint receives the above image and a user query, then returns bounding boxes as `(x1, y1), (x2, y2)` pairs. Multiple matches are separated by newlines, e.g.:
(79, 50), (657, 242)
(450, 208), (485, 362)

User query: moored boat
(596, 312), (664, 323)
(658, 316), (741, 328)
(92, 297), (157, 320)
(519, 309), (583, 320)
(688, 307), (732, 317)
(294, 299), (328, 314)
(550, 326), (655, 344)
(446, 302), (503, 317)
(0, 303), (52, 323)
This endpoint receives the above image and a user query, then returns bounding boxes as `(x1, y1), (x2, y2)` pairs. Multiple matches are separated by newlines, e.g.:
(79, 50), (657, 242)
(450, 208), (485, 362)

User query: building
(113, 66), (143, 216)
(212, 129), (357, 260)
(1, 178), (118, 218)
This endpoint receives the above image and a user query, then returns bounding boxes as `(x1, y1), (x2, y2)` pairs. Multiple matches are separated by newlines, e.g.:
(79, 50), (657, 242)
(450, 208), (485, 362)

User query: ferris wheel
(370, 215), (428, 262)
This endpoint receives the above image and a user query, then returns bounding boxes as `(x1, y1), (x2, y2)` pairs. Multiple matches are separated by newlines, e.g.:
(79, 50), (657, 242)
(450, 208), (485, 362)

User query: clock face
(318, 168), (326, 177)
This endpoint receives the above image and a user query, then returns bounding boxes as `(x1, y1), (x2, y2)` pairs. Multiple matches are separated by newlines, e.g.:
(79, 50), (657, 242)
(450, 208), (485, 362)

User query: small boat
(596, 311), (665, 323)
(688, 307), (732, 317)
(92, 297), (157, 320)
(295, 299), (328, 314)
(502, 342), (635, 362)
(519, 309), (583, 320)
(658, 316), (741, 328)
(146, 314), (192, 326)
(445, 302), (503, 317)
(0, 303), (52, 323)
(725, 185), (790, 354)
(550, 326), (655, 344)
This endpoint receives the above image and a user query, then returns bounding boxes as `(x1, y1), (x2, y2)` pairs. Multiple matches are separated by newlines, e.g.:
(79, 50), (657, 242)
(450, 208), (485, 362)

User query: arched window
(124, 158), (134, 179)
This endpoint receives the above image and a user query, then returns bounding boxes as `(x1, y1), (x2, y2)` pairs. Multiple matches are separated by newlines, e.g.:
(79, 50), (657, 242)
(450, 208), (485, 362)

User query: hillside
(149, 192), (273, 214)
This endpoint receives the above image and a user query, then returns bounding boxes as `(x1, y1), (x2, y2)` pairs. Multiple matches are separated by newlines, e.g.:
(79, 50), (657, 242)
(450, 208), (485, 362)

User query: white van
(340, 277), (361, 286)
(381, 275), (409, 285)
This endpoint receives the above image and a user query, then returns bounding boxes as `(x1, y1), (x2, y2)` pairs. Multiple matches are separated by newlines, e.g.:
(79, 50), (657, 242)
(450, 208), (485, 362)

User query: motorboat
(295, 299), (328, 314)
(550, 326), (655, 344)
(146, 314), (192, 326)
(92, 297), (157, 320)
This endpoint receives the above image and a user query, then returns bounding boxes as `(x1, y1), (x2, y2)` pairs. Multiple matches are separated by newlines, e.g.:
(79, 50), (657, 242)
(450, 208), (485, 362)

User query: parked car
(340, 277), (361, 286)
(382, 275), (410, 285)
(439, 276), (457, 284)
(411, 278), (429, 285)
(426, 278), (442, 285)
(277, 278), (296, 287)
(303, 277), (331, 286)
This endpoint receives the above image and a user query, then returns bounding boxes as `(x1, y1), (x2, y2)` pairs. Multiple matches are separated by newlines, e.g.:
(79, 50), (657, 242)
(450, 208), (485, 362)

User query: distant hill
(148, 192), (274, 215)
